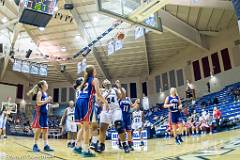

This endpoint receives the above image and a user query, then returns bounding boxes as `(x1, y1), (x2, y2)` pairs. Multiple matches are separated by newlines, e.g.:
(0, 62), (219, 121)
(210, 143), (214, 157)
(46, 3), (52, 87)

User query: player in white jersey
(132, 99), (144, 146)
(60, 100), (77, 148)
(97, 79), (130, 153)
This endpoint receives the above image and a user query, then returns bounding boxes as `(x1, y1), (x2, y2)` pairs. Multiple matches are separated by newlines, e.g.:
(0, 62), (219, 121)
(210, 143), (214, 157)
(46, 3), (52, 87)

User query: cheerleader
(27, 80), (54, 152)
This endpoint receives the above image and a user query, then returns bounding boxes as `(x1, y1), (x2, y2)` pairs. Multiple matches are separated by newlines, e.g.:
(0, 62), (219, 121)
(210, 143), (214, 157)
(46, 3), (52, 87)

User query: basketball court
(0, 129), (240, 160)
(1, 0), (240, 160)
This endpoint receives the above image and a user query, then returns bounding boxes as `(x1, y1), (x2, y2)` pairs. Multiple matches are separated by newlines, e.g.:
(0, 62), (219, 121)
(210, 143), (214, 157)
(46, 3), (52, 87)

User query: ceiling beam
(0, 23), (20, 80)
(168, 0), (233, 10)
(0, 18), (18, 30)
(158, 10), (209, 51)
(143, 35), (150, 75)
(65, 0), (110, 80)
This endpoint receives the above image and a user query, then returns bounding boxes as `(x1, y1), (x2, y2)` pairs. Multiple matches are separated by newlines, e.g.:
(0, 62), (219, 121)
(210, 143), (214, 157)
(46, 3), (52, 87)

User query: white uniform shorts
(132, 122), (143, 130)
(65, 121), (77, 132)
(100, 108), (122, 125)
(0, 115), (7, 129)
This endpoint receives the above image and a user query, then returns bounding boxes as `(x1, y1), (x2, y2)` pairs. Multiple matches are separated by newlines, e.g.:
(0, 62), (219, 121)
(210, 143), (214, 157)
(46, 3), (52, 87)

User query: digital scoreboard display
(30, 63), (39, 75)
(21, 60), (30, 73)
(12, 59), (22, 72)
(21, 0), (57, 15)
(39, 64), (48, 76)
(19, 0), (58, 27)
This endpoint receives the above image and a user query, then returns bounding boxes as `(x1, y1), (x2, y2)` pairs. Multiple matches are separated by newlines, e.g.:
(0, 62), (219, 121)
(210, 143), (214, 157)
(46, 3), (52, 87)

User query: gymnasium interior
(1, 0), (240, 159)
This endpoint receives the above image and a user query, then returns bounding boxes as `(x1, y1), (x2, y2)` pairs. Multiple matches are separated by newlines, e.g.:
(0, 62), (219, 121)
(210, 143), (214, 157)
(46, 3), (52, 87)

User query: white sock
(92, 136), (98, 144)
(44, 141), (48, 146)
(82, 144), (88, 152)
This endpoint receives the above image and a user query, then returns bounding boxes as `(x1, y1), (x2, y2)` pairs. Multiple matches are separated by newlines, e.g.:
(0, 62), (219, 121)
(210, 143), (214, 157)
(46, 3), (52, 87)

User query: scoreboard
(19, 0), (58, 27)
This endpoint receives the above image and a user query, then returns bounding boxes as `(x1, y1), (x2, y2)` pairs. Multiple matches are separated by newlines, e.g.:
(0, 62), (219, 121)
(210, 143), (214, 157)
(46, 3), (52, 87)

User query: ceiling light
(54, 6), (58, 12)
(92, 16), (99, 23)
(1, 17), (8, 23)
(61, 47), (67, 52)
(75, 34), (81, 39)
(39, 27), (45, 31)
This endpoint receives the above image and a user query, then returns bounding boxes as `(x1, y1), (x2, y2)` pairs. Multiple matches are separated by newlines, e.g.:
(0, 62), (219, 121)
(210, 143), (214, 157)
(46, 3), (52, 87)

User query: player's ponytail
(79, 65), (95, 90)
(27, 80), (46, 96)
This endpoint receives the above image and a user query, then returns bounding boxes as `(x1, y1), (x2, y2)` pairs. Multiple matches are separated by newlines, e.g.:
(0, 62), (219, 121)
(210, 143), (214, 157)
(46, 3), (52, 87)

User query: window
(69, 87), (75, 101)
(192, 60), (201, 81)
(201, 56), (211, 78)
(130, 83), (137, 98)
(53, 88), (59, 103)
(142, 82), (147, 96)
(176, 69), (184, 86)
(61, 88), (67, 102)
(155, 75), (161, 93)
(162, 72), (169, 91)
(221, 48), (232, 71)
(211, 52), (221, 74)
(169, 70), (176, 87)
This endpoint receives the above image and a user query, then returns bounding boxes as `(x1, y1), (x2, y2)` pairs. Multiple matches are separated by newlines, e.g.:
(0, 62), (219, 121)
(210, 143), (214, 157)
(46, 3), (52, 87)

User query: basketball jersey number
(173, 103), (178, 110)
(123, 105), (128, 112)
(107, 97), (115, 104)
(82, 83), (89, 93)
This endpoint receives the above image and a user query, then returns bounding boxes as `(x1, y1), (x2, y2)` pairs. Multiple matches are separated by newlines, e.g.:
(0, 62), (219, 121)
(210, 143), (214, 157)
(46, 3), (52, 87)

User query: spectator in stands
(183, 106), (189, 117)
(199, 110), (212, 134)
(189, 110), (200, 135)
(213, 106), (222, 131)
(185, 80), (195, 99)
(207, 81), (211, 93)
(213, 97), (219, 105)
(232, 88), (240, 102)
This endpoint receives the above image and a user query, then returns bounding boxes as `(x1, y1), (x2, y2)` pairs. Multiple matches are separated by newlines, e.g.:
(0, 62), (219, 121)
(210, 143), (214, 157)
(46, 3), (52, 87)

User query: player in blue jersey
(27, 80), (54, 152)
(73, 65), (108, 158)
(118, 85), (137, 151)
(164, 87), (184, 145)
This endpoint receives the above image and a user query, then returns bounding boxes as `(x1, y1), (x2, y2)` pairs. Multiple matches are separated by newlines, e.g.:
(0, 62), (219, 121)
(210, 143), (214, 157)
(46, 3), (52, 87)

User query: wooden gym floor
(0, 129), (240, 160)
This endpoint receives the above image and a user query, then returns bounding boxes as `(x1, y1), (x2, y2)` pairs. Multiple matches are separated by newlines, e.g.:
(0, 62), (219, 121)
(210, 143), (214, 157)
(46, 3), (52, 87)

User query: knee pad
(114, 120), (124, 134)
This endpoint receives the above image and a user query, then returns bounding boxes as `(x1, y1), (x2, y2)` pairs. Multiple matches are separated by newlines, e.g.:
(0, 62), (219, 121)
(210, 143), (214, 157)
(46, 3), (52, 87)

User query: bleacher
(147, 82), (240, 137)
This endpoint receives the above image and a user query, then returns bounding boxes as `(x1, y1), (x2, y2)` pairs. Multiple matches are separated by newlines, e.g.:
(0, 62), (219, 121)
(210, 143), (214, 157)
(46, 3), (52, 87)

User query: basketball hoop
(116, 32), (125, 40)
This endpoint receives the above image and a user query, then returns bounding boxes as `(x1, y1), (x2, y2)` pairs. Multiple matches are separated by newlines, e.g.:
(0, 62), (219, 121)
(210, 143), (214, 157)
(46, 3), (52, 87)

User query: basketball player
(119, 87), (136, 150)
(164, 87), (184, 145)
(97, 79), (130, 153)
(0, 97), (17, 139)
(27, 80), (54, 152)
(89, 99), (102, 151)
(74, 65), (108, 157)
(60, 100), (77, 148)
(132, 99), (145, 146)
(190, 110), (200, 135)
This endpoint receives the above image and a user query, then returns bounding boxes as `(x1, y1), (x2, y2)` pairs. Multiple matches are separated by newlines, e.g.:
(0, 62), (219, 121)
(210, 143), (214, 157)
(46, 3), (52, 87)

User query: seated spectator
(183, 106), (189, 117)
(213, 106), (222, 131)
(213, 97), (219, 105)
(199, 110), (212, 134)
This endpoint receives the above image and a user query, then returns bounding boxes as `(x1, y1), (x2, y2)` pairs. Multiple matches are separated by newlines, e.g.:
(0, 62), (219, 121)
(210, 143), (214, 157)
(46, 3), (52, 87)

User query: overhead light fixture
(39, 27), (45, 31)
(61, 47), (67, 52)
(75, 34), (81, 39)
(54, 6), (58, 12)
(92, 16), (99, 23)
(1, 17), (8, 23)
